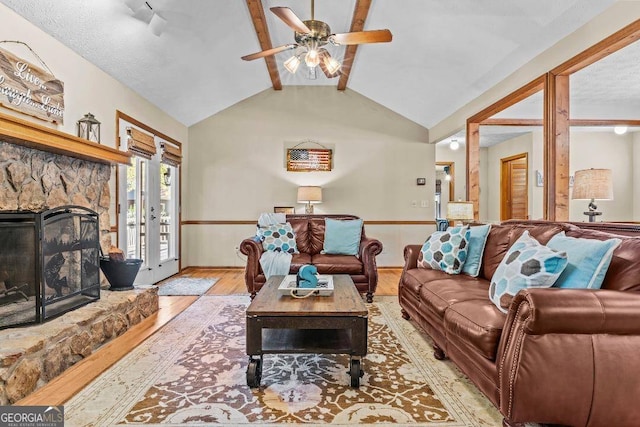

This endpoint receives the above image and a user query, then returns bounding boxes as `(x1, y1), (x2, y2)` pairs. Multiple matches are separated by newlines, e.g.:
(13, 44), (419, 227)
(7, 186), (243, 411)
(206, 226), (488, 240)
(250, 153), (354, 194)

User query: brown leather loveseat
(240, 214), (383, 302)
(399, 220), (640, 427)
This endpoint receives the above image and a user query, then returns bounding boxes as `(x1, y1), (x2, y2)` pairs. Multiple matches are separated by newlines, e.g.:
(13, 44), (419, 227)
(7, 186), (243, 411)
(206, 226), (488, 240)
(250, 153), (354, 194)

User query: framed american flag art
(286, 148), (332, 172)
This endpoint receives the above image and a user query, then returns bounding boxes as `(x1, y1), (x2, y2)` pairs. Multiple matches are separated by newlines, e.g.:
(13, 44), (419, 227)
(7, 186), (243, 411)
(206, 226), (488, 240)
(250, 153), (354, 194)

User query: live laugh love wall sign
(0, 45), (65, 124)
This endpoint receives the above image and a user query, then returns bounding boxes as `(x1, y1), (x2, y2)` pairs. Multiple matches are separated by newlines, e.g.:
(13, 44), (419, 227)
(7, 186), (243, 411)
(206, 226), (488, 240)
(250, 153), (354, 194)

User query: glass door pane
(126, 157), (149, 265)
(159, 163), (175, 262)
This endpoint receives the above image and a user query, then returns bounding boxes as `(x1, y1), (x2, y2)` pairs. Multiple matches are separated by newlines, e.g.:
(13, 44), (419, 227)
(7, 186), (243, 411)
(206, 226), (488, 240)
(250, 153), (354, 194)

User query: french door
(118, 125), (179, 285)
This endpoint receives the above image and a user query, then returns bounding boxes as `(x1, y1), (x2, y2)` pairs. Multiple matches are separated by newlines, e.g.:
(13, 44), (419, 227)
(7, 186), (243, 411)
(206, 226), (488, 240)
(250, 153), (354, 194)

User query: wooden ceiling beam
(480, 118), (543, 126)
(552, 19), (640, 76)
(569, 119), (640, 127)
(479, 118), (640, 126)
(337, 0), (372, 91)
(246, 0), (282, 90)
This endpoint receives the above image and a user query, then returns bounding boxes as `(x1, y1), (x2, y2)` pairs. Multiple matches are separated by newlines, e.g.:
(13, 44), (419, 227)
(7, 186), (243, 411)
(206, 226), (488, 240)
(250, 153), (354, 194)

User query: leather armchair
(240, 214), (383, 302)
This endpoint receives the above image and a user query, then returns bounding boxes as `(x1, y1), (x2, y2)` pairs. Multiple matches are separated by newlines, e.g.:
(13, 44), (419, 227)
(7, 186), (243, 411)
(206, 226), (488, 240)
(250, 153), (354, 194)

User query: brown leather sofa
(399, 220), (640, 427)
(240, 214), (383, 302)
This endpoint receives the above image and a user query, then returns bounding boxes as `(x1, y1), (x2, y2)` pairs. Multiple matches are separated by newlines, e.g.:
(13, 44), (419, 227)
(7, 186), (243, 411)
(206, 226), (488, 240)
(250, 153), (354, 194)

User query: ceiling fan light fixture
(284, 55), (301, 74)
(241, 2), (392, 81)
(324, 55), (341, 75)
(304, 49), (320, 68)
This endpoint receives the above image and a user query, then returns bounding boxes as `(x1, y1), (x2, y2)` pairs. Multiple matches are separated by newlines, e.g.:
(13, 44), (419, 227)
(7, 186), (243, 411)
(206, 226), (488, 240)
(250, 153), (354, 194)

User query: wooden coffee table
(246, 274), (368, 388)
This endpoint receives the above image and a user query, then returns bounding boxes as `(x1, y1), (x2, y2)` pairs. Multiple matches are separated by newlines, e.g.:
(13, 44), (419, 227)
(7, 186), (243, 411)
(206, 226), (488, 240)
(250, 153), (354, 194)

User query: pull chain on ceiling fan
(242, 0), (392, 79)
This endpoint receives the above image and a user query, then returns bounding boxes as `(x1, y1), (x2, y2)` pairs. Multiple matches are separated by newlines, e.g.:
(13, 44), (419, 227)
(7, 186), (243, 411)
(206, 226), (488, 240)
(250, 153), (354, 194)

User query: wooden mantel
(0, 111), (131, 165)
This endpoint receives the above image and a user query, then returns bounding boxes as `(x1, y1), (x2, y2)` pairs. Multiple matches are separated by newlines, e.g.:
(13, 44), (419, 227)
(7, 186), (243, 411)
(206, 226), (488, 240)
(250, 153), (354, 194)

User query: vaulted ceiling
(0, 0), (618, 128)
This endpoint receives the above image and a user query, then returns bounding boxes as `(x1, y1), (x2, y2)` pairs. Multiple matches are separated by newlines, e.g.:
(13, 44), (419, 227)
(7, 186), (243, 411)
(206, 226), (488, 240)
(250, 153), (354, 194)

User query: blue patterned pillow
(418, 225), (470, 274)
(489, 231), (568, 313)
(547, 232), (620, 289)
(259, 222), (299, 254)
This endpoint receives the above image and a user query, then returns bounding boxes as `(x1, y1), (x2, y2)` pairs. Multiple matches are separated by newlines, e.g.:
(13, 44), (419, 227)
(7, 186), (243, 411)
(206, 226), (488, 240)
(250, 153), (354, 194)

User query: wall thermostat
(416, 178), (426, 186)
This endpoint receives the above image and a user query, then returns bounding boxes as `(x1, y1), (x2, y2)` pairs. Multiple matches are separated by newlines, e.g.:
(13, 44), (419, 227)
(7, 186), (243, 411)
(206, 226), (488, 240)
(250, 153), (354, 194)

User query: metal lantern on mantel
(77, 113), (101, 143)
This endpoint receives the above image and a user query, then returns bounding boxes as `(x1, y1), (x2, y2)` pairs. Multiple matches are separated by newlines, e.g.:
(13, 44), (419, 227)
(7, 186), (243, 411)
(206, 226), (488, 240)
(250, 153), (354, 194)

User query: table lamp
(297, 186), (322, 214)
(571, 168), (613, 222)
(446, 202), (475, 226)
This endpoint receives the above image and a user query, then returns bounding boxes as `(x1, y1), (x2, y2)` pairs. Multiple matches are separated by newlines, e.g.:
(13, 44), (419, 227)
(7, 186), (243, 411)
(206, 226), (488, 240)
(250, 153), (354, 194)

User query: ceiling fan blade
(330, 29), (393, 45)
(318, 49), (340, 78)
(241, 44), (297, 61)
(270, 7), (312, 34)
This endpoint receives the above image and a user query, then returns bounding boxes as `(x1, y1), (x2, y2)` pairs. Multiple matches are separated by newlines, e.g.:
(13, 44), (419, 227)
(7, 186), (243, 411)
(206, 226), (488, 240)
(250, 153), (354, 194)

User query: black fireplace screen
(0, 206), (100, 329)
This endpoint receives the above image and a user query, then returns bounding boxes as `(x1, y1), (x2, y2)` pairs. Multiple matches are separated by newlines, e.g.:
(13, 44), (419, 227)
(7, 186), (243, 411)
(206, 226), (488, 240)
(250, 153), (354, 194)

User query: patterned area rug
(157, 277), (218, 296)
(64, 296), (501, 426)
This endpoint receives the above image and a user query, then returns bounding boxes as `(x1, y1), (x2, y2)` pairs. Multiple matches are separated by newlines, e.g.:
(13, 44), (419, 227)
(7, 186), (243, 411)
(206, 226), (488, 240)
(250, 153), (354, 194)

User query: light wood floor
(18, 267), (402, 406)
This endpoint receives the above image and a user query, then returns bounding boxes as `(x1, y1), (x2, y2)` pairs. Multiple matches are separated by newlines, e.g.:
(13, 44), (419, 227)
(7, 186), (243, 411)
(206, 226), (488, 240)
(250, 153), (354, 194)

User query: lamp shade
(284, 55), (301, 74)
(297, 186), (322, 203)
(572, 169), (613, 200)
(446, 202), (474, 221)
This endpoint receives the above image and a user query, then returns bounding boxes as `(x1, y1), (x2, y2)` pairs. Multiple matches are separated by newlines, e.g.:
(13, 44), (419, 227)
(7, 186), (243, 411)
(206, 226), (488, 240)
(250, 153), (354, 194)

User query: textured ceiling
(440, 36), (640, 148)
(0, 0), (618, 127)
(490, 40), (640, 120)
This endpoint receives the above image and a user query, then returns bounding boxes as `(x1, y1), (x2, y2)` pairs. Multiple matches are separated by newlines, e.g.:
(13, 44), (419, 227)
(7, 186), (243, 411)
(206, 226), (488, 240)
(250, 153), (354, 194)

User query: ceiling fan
(241, 0), (392, 79)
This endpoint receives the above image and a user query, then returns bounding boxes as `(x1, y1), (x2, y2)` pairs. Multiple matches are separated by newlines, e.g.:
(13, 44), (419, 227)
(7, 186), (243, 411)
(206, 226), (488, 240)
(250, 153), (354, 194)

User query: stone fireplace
(0, 116), (158, 404)
(0, 140), (110, 325)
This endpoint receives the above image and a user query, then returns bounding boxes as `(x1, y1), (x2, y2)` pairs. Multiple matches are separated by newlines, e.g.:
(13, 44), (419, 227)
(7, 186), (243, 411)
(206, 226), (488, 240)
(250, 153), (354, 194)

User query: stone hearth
(0, 286), (158, 404)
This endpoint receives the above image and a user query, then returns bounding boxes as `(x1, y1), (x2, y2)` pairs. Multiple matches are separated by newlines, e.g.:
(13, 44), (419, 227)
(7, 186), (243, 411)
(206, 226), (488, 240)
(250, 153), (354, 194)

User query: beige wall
(569, 131), (634, 222)
(184, 87), (434, 267)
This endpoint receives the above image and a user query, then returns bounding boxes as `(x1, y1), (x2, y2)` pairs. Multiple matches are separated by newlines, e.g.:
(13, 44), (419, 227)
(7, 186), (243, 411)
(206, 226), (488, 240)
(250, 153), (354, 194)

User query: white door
(118, 124), (179, 285)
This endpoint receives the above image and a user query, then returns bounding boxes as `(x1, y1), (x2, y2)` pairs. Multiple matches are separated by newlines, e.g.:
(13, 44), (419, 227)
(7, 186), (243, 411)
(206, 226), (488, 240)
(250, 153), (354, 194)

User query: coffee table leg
(246, 355), (262, 388)
(349, 357), (364, 387)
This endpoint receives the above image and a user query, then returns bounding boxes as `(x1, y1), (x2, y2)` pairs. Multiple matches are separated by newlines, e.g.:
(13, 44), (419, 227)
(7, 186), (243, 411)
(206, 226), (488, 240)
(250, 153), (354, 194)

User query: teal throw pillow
(418, 225), (470, 275)
(489, 231), (568, 313)
(323, 218), (363, 256)
(461, 224), (492, 277)
(546, 232), (621, 289)
(260, 222), (299, 254)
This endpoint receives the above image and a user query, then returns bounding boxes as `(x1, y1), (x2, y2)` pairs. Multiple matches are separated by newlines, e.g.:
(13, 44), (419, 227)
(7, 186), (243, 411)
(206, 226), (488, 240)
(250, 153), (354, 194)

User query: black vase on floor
(99, 257), (143, 291)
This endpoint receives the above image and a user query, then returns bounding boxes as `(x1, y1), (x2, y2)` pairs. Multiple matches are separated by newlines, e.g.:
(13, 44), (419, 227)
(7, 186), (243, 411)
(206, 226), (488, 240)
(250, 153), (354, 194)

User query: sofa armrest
(359, 236), (383, 295)
(239, 237), (263, 296)
(497, 288), (640, 425)
(359, 236), (383, 260)
(403, 245), (422, 271)
(505, 288), (640, 335)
